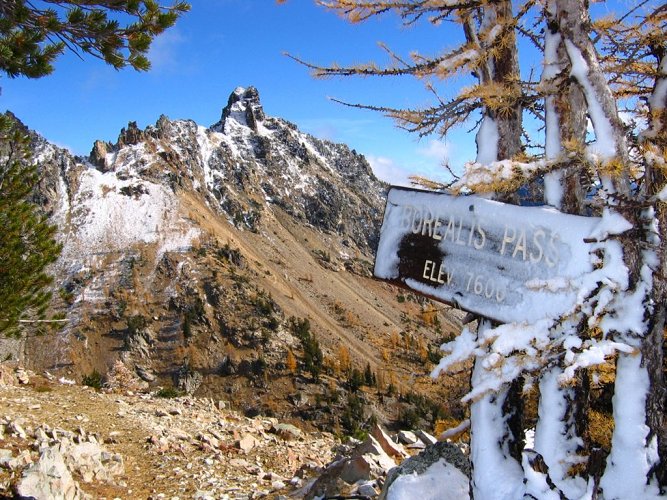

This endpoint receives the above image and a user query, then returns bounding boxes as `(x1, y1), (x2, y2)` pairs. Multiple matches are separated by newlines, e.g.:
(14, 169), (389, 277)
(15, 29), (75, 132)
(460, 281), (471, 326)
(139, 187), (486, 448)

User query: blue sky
(0, 1), (635, 185)
(0, 0), (475, 186)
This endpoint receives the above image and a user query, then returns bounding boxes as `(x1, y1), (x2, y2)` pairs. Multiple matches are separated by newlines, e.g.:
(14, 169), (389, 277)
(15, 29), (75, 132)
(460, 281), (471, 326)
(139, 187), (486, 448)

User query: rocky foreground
(0, 363), (470, 499)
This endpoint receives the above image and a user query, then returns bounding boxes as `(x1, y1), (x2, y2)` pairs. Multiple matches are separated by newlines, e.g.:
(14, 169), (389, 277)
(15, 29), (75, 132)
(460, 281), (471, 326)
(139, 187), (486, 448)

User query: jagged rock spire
(217, 86), (265, 133)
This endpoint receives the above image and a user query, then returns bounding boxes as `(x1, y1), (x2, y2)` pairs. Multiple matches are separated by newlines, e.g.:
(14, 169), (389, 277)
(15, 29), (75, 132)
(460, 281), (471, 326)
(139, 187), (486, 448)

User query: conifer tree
(0, 115), (61, 337)
(0, 0), (190, 78)
(0, 2), (189, 339)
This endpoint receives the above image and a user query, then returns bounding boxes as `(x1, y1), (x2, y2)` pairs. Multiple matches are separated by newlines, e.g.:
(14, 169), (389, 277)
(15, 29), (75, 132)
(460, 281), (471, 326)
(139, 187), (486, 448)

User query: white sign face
(374, 187), (601, 324)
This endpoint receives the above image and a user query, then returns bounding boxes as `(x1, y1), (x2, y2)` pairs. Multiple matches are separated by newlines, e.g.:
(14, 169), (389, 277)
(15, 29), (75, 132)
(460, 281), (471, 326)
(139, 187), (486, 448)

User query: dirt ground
(0, 373), (337, 499)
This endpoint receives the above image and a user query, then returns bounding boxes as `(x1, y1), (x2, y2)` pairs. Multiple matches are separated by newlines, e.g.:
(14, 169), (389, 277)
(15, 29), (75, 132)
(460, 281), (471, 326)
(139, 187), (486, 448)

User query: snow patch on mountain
(62, 167), (199, 258)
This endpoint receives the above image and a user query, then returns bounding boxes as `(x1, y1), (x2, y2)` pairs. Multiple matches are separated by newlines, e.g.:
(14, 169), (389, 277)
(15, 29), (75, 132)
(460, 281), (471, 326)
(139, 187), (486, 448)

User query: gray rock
(16, 447), (85, 500)
(272, 423), (303, 441)
(61, 441), (125, 484)
(397, 430), (418, 445)
(198, 432), (220, 449)
(271, 480), (286, 490)
(0, 449), (13, 468)
(135, 365), (156, 382)
(356, 481), (379, 497)
(11, 421), (27, 439)
(175, 365), (202, 395)
(353, 436), (397, 472)
(340, 455), (372, 484)
(380, 441), (471, 500)
(416, 429), (438, 446)
(370, 424), (408, 460)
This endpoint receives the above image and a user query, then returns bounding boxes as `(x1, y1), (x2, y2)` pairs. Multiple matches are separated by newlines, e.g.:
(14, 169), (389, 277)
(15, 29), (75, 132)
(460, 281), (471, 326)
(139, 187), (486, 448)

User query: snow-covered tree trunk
(532, 2), (593, 495)
(543, 0), (588, 214)
(553, 0), (666, 494)
(600, 352), (662, 498)
(637, 48), (667, 492)
(555, 0), (629, 168)
(465, 3), (529, 496)
(470, 322), (525, 499)
(532, 368), (589, 498)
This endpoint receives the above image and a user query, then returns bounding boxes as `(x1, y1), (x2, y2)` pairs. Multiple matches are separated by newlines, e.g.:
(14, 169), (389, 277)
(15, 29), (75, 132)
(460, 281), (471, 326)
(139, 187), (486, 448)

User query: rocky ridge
(2, 87), (468, 449)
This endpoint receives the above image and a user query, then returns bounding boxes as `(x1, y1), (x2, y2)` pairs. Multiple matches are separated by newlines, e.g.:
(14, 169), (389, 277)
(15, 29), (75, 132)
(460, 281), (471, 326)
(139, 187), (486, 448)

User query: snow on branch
(429, 205), (651, 403)
(451, 158), (544, 193)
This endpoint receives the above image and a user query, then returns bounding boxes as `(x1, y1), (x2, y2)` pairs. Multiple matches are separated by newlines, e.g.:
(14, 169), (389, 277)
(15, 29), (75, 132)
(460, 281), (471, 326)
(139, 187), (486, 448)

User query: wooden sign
(373, 187), (601, 324)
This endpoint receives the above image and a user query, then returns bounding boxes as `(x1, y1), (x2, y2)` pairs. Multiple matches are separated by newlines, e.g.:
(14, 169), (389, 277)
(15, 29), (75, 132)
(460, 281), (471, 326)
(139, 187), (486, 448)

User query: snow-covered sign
(374, 187), (601, 324)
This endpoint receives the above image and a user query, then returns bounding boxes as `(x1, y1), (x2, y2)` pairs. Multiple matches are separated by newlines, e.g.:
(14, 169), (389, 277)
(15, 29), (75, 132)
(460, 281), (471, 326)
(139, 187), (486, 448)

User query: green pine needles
(0, 115), (62, 337)
(0, 0), (190, 78)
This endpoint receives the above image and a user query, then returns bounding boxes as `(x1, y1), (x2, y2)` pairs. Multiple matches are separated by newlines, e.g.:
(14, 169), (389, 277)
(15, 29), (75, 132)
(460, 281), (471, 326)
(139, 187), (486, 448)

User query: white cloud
(367, 139), (456, 188)
(299, 117), (375, 142)
(148, 29), (186, 72)
(366, 155), (413, 187)
(416, 139), (450, 164)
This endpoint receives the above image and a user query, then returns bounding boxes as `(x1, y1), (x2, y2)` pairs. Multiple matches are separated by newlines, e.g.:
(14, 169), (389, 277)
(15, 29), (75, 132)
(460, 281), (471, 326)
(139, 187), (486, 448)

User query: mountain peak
(216, 86), (265, 133)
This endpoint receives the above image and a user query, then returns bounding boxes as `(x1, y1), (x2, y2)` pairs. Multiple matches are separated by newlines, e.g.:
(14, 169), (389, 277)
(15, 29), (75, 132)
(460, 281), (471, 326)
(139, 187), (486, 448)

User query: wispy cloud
(148, 29), (187, 73)
(368, 139), (454, 187)
(366, 155), (413, 187)
(298, 117), (376, 142)
(416, 139), (449, 164)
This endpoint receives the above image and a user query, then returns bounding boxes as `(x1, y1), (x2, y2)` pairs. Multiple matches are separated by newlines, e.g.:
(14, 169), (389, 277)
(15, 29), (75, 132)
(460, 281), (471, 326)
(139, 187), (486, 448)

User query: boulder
(61, 441), (124, 484)
(370, 424), (408, 460)
(272, 423), (303, 441)
(175, 365), (202, 395)
(380, 441), (471, 500)
(416, 430), (438, 446)
(16, 447), (85, 500)
(355, 481), (379, 497)
(397, 431), (419, 445)
(340, 455), (373, 484)
(237, 434), (258, 453)
(135, 365), (156, 382)
(353, 435), (397, 472)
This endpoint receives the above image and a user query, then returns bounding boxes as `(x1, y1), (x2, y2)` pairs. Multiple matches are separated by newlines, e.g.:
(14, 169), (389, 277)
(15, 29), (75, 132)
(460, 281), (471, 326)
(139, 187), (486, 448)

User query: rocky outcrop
(299, 425), (472, 500)
(302, 434), (398, 499)
(89, 140), (112, 170)
(16, 447), (85, 500)
(117, 121), (146, 147)
(217, 86), (266, 133)
(1, 410), (124, 499)
(380, 441), (470, 499)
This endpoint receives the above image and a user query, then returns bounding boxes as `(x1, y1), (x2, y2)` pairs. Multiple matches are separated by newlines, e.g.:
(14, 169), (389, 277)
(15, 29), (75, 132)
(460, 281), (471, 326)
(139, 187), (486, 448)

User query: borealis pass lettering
(400, 204), (560, 268)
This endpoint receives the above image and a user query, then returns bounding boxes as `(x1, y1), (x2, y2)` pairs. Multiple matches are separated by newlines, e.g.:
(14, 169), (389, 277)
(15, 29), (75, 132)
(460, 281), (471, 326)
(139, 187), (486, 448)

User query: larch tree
(287, 0), (667, 497)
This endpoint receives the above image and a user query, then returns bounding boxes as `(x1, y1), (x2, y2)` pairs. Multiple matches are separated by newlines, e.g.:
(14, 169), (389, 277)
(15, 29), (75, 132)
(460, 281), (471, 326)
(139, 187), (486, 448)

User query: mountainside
(4, 87), (467, 434)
